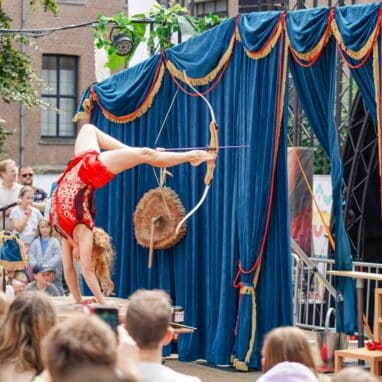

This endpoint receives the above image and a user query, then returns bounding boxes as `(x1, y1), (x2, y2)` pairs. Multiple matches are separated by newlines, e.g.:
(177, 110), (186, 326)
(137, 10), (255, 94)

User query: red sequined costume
(50, 150), (115, 239)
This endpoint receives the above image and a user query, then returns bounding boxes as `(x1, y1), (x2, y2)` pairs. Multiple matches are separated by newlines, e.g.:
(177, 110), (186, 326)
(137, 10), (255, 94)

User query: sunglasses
(21, 173), (33, 178)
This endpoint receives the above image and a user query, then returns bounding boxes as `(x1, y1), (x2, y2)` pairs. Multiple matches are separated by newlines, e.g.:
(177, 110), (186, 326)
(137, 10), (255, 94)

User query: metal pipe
(19, 0), (27, 165)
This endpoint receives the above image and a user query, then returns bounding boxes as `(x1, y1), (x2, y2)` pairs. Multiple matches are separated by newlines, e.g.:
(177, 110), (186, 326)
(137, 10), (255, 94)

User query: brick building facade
(0, 0), (126, 171)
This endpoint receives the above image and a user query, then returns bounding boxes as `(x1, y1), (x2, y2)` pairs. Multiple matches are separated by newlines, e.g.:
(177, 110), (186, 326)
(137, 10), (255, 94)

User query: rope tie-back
(242, 12), (284, 60)
(288, 8), (334, 68)
(164, 16), (240, 97)
(233, 11), (288, 284)
(331, 7), (382, 69)
(73, 61), (166, 124)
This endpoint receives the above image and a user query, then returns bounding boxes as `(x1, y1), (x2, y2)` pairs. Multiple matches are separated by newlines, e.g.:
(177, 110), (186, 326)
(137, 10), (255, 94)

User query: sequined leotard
(50, 150), (115, 239)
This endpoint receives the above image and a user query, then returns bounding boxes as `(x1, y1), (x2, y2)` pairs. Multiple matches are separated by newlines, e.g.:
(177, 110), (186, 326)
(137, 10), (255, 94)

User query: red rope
(233, 12), (287, 287)
(289, 9), (334, 68)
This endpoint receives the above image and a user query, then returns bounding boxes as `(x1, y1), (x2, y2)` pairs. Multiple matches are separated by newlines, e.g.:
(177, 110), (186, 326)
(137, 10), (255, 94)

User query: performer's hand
(189, 150), (216, 167)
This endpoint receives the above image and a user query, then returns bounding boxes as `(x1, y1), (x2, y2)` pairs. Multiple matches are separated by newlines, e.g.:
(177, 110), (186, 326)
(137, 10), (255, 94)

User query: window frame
(41, 54), (78, 139)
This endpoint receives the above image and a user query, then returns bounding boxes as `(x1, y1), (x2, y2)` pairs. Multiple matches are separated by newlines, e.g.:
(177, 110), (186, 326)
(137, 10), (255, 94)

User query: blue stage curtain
(87, 14), (291, 369)
(288, 6), (356, 333)
(334, 3), (381, 125)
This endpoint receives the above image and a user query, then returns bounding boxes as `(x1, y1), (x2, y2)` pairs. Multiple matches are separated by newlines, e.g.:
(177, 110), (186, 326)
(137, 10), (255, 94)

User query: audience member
(331, 367), (379, 382)
(56, 365), (128, 382)
(18, 165), (48, 213)
(41, 315), (130, 381)
(10, 186), (43, 254)
(0, 290), (9, 325)
(27, 265), (60, 296)
(29, 218), (63, 294)
(0, 291), (57, 382)
(125, 289), (201, 382)
(0, 158), (22, 230)
(257, 326), (318, 382)
(5, 270), (29, 299)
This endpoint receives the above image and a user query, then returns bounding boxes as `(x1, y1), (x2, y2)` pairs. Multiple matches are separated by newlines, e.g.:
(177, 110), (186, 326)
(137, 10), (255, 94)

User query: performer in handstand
(50, 123), (215, 304)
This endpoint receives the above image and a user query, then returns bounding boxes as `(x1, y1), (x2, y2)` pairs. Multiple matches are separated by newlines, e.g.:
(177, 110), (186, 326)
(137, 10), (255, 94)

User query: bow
(175, 72), (219, 235)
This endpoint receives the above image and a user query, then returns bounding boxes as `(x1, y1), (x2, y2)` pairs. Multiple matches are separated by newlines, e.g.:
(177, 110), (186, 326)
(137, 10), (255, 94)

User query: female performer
(50, 123), (215, 304)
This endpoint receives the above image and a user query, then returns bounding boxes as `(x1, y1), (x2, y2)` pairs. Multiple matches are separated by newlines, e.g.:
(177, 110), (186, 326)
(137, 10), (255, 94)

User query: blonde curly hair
(92, 227), (114, 296)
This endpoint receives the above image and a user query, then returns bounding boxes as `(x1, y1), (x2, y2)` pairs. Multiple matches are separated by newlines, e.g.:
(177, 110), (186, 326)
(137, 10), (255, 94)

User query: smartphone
(93, 306), (119, 332)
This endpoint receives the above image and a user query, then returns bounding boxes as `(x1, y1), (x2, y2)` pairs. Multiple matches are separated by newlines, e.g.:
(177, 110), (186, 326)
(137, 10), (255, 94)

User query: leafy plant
(93, 12), (146, 71)
(93, 2), (225, 71)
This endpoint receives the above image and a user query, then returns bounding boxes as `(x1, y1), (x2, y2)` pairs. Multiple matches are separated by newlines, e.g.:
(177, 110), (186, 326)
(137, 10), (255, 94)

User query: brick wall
(0, 0), (126, 171)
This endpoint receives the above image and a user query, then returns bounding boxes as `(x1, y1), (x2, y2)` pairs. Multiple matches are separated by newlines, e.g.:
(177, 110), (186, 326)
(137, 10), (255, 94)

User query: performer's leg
(72, 224), (106, 304)
(74, 123), (127, 156)
(62, 238), (82, 303)
(99, 147), (215, 175)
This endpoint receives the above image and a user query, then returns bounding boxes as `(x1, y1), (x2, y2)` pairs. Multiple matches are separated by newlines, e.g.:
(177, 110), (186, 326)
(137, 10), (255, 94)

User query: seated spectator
(125, 289), (201, 382)
(18, 165), (48, 213)
(29, 219), (63, 294)
(332, 367), (379, 382)
(0, 291), (57, 382)
(5, 270), (29, 299)
(257, 326), (318, 382)
(0, 290), (9, 325)
(27, 265), (60, 296)
(40, 315), (140, 382)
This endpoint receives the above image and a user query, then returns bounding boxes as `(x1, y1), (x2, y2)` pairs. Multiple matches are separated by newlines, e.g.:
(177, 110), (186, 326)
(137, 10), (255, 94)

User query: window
(193, 0), (228, 17)
(41, 55), (78, 138)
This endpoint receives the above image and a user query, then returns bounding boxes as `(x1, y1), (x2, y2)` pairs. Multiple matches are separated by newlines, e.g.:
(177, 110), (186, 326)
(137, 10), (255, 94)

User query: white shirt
(139, 362), (202, 382)
(0, 182), (22, 231)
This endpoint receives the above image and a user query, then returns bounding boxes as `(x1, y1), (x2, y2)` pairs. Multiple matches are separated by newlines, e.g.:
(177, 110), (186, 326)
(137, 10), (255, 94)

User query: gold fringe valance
(331, 19), (379, 60)
(165, 31), (236, 86)
(0, 232), (27, 271)
(244, 21), (283, 60)
(73, 63), (165, 124)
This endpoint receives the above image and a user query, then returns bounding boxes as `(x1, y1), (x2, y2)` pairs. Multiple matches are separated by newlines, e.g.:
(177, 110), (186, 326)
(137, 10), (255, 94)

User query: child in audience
(332, 367), (378, 382)
(29, 218), (63, 294)
(0, 291), (57, 382)
(258, 326), (318, 382)
(10, 186), (43, 250)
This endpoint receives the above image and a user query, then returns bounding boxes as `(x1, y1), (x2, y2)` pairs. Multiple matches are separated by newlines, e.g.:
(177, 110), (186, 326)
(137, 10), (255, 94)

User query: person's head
(125, 289), (173, 350)
(331, 367), (379, 382)
(0, 159), (18, 184)
(0, 290), (9, 325)
(11, 270), (30, 295)
(32, 265), (55, 286)
(38, 218), (53, 238)
(57, 365), (134, 382)
(19, 185), (34, 207)
(261, 326), (317, 374)
(42, 315), (117, 381)
(0, 291), (57, 373)
(92, 227), (114, 296)
(18, 165), (34, 186)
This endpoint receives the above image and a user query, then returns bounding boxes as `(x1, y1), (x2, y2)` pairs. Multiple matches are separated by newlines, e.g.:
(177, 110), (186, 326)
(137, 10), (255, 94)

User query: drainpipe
(19, 0), (26, 165)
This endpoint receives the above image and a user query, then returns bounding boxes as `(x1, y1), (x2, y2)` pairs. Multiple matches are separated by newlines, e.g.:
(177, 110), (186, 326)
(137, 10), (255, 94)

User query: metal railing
(292, 254), (382, 331)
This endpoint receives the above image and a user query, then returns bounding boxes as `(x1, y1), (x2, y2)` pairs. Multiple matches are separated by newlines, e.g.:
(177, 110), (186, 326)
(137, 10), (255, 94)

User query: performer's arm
(80, 254), (105, 305)
(62, 239), (82, 304)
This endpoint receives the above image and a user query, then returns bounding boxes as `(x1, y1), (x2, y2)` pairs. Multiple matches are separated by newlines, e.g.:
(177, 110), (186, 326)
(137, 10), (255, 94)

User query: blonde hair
(0, 291), (57, 373)
(37, 218), (53, 237)
(92, 227), (114, 296)
(332, 367), (378, 382)
(126, 289), (172, 350)
(0, 159), (16, 174)
(261, 326), (317, 375)
(42, 315), (117, 381)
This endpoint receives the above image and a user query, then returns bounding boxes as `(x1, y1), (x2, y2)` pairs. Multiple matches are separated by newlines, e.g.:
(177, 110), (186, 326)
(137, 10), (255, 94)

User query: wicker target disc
(133, 187), (187, 249)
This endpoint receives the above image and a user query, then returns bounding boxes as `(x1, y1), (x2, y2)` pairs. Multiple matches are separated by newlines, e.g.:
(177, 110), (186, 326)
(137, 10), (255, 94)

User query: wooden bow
(175, 72), (219, 235)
